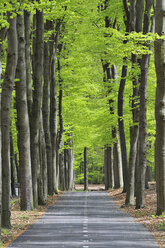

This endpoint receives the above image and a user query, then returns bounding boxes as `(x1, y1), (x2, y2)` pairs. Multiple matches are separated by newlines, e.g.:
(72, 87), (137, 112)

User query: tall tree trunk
(136, 54), (149, 208)
(68, 147), (74, 190)
(104, 147), (108, 190)
(125, 55), (139, 205)
(30, 9), (44, 208)
(84, 147), (88, 191)
(155, 0), (165, 215)
(123, 0), (138, 205)
(118, 62), (128, 192)
(10, 133), (16, 197)
(0, 92), (2, 235)
(38, 113), (47, 203)
(58, 48), (65, 191)
(104, 146), (114, 190)
(15, 153), (19, 185)
(1, 15), (17, 228)
(49, 29), (58, 194)
(24, 10), (32, 118)
(64, 149), (69, 190)
(113, 130), (123, 188)
(59, 151), (65, 191)
(43, 27), (53, 195)
(16, 12), (33, 210)
(136, 0), (152, 209)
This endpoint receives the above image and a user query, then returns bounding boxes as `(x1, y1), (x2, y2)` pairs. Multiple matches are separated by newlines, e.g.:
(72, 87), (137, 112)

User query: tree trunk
(64, 149), (69, 190)
(43, 27), (53, 195)
(104, 147), (108, 190)
(145, 166), (152, 189)
(24, 10), (32, 118)
(58, 48), (65, 191)
(125, 54), (139, 206)
(15, 153), (19, 185)
(59, 151), (65, 191)
(136, 0), (152, 209)
(30, 9), (44, 208)
(154, 0), (165, 215)
(16, 11), (33, 211)
(10, 133), (16, 197)
(68, 148), (74, 190)
(0, 92), (2, 235)
(113, 129), (123, 188)
(38, 113), (47, 203)
(84, 147), (88, 191)
(136, 54), (149, 208)
(104, 146), (114, 190)
(118, 62), (128, 192)
(49, 30), (58, 194)
(1, 15), (17, 228)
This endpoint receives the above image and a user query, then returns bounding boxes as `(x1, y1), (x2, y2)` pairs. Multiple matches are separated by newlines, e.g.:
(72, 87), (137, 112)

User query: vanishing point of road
(9, 191), (159, 248)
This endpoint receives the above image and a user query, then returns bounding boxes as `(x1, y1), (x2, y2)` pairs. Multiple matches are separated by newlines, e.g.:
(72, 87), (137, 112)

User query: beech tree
(1, 14), (17, 228)
(0, 54), (2, 239)
(155, 0), (165, 215)
(84, 147), (88, 191)
(0, 1), (162, 233)
(30, 9), (44, 208)
(43, 23), (54, 195)
(16, 11), (33, 210)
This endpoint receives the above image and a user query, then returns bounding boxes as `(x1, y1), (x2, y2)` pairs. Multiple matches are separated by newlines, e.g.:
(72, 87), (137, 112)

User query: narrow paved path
(9, 192), (159, 248)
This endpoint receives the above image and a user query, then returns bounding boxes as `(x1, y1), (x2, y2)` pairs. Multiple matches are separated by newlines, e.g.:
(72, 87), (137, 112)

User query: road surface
(9, 191), (159, 248)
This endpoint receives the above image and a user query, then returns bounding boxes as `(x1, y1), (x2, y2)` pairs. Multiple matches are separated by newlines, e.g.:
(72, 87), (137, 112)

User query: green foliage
(0, 0), (157, 185)
(1, 228), (10, 235)
(74, 147), (104, 184)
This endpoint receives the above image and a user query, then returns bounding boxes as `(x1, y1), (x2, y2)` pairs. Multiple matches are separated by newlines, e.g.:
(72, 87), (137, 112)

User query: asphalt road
(9, 191), (159, 248)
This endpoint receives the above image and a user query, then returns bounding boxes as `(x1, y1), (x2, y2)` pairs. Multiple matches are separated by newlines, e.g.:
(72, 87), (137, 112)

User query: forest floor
(1, 183), (165, 248)
(1, 192), (64, 247)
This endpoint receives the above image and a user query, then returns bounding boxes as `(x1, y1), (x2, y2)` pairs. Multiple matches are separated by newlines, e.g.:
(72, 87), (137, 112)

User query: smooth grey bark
(136, 54), (149, 208)
(10, 133), (16, 197)
(104, 146), (114, 190)
(1, 15), (17, 228)
(38, 113), (47, 203)
(43, 31), (53, 196)
(0, 92), (2, 235)
(104, 148), (108, 190)
(58, 47), (65, 191)
(68, 148), (74, 190)
(136, 0), (145, 32)
(145, 166), (152, 189)
(136, 0), (152, 209)
(15, 153), (19, 184)
(118, 2), (130, 193)
(16, 12), (33, 210)
(64, 149), (69, 190)
(102, 62), (123, 189)
(111, 65), (123, 189)
(123, 0), (139, 206)
(24, 10), (32, 118)
(118, 62), (128, 192)
(113, 130), (123, 189)
(84, 147), (88, 191)
(49, 29), (58, 194)
(59, 151), (65, 191)
(155, 0), (165, 215)
(30, 9), (44, 208)
(125, 54), (139, 205)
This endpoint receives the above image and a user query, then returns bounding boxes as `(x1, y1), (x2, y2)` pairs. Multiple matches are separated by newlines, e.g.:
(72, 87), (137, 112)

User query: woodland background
(0, 0), (165, 245)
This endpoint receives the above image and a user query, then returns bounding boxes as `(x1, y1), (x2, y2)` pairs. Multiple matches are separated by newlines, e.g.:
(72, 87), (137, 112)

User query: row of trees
(0, 0), (164, 243)
(0, 0), (76, 233)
